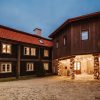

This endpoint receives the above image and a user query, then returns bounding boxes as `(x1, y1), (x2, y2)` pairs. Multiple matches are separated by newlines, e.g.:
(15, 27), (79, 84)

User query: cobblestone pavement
(0, 76), (100, 100)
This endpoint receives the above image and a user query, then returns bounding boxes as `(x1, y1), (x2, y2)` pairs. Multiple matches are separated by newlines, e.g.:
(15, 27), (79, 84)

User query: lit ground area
(0, 76), (100, 100)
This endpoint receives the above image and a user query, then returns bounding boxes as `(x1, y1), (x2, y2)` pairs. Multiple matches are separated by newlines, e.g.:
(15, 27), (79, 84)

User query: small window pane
(2, 65), (6, 71)
(26, 63), (34, 71)
(2, 44), (7, 53)
(44, 50), (49, 57)
(7, 45), (11, 53)
(44, 63), (49, 70)
(31, 48), (36, 56)
(24, 47), (30, 55)
(81, 31), (88, 40)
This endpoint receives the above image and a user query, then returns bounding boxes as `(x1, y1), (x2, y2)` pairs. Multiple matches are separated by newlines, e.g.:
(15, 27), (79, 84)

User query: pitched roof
(0, 25), (53, 47)
(49, 11), (100, 38)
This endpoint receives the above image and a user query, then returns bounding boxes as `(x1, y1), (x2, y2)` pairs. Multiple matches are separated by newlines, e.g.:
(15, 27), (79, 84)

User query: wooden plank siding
(52, 16), (100, 60)
(71, 17), (100, 55)
(52, 25), (71, 59)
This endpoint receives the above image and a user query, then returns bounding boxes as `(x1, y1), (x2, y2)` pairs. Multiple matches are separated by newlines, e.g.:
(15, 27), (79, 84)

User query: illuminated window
(24, 47), (30, 55)
(44, 49), (49, 57)
(74, 62), (81, 70)
(81, 31), (89, 40)
(77, 62), (80, 70)
(0, 63), (12, 73)
(26, 63), (34, 71)
(31, 48), (36, 56)
(44, 63), (49, 70)
(74, 63), (77, 70)
(2, 43), (11, 54)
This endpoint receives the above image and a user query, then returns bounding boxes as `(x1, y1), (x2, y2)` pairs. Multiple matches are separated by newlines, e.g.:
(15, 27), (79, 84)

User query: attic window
(39, 39), (44, 44)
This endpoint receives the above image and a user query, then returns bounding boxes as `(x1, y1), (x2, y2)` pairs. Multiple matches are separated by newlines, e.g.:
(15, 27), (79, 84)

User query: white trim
(26, 63), (34, 71)
(0, 63), (12, 73)
(24, 47), (30, 55)
(2, 43), (11, 54)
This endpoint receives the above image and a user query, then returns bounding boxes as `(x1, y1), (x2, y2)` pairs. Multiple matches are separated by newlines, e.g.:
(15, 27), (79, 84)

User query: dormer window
(39, 39), (44, 44)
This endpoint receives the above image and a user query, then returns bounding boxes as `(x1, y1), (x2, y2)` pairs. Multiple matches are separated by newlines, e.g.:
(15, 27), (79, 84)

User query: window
(26, 63), (34, 71)
(56, 41), (59, 48)
(44, 63), (49, 70)
(31, 48), (36, 56)
(2, 43), (11, 54)
(39, 39), (44, 44)
(81, 31), (89, 40)
(0, 63), (12, 73)
(44, 49), (49, 57)
(24, 47), (30, 55)
(74, 62), (81, 70)
(63, 37), (66, 46)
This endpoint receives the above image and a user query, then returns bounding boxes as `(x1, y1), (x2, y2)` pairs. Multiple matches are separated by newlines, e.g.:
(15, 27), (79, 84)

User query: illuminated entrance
(74, 55), (94, 75)
(58, 54), (99, 79)
(74, 62), (81, 74)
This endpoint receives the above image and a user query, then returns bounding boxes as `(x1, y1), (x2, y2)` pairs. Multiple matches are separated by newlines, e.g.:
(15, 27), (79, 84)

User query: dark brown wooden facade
(49, 12), (100, 79)
(50, 12), (100, 60)
(0, 26), (52, 79)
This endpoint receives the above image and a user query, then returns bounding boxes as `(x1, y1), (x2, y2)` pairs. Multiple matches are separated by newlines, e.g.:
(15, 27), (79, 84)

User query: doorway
(74, 62), (81, 74)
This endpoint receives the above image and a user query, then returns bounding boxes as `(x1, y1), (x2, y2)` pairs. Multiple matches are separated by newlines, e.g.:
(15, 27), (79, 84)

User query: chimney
(33, 28), (42, 36)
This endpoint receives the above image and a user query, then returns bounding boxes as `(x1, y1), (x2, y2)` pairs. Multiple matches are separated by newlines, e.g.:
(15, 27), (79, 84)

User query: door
(74, 62), (81, 74)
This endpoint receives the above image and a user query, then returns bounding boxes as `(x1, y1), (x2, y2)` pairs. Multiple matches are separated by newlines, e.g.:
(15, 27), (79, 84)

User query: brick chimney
(33, 28), (42, 36)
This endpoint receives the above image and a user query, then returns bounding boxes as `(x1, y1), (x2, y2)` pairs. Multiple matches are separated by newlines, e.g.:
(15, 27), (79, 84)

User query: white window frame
(81, 30), (89, 40)
(26, 63), (34, 71)
(31, 48), (36, 56)
(2, 43), (11, 54)
(44, 63), (49, 70)
(24, 47), (30, 55)
(44, 49), (49, 57)
(0, 63), (12, 73)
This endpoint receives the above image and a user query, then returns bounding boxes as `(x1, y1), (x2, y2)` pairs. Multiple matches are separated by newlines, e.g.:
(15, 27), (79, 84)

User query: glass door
(74, 62), (81, 74)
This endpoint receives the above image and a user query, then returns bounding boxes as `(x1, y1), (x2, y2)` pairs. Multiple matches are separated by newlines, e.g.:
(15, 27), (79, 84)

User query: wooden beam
(16, 45), (21, 79)
(0, 58), (17, 61)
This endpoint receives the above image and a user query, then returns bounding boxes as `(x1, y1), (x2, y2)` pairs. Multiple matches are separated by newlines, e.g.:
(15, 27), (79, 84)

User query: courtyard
(0, 76), (100, 100)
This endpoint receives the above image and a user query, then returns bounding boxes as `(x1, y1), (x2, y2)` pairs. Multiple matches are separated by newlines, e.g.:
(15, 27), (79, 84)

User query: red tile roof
(49, 11), (100, 38)
(0, 25), (53, 47)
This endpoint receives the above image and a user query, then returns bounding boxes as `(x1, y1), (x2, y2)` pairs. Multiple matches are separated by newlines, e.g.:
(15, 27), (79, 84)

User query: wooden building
(49, 12), (100, 79)
(0, 25), (52, 79)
